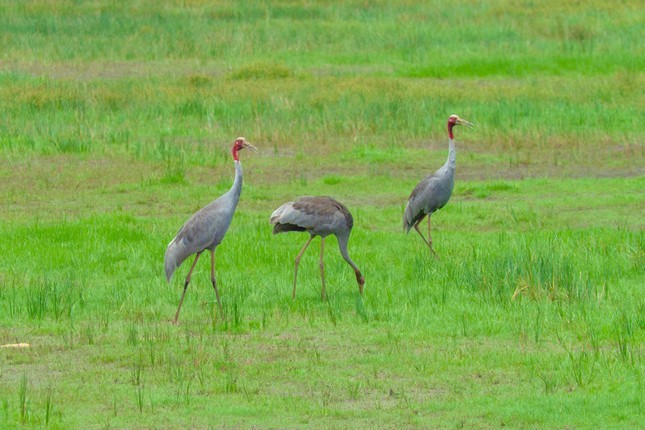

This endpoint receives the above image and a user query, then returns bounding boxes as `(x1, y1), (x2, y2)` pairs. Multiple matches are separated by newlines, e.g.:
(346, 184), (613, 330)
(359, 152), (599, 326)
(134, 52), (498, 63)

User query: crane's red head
(231, 137), (257, 161)
(447, 114), (473, 139)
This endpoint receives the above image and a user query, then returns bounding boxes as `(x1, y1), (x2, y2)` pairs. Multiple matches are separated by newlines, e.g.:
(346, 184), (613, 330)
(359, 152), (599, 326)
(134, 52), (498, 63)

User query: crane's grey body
(271, 196), (354, 238)
(403, 140), (456, 231)
(270, 196), (364, 299)
(164, 161), (243, 282)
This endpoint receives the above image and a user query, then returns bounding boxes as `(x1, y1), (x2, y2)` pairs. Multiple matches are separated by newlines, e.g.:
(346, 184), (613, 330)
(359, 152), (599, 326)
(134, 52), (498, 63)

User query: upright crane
(404, 115), (473, 257)
(164, 137), (257, 323)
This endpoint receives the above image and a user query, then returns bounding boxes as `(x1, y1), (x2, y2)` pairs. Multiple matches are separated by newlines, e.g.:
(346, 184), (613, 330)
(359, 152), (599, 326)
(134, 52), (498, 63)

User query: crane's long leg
(173, 252), (202, 324)
(427, 216), (439, 259)
(413, 217), (438, 259)
(210, 249), (223, 315)
(293, 235), (314, 299)
(413, 217), (430, 247)
(319, 237), (326, 301)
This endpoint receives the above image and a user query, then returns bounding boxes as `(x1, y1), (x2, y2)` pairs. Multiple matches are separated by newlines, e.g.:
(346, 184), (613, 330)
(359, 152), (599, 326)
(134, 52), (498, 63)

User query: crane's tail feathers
(164, 239), (182, 283)
(269, 201), (294, 225)
(164, 260), (176, 283)
(403, 202), (413, 233)
(273, 223), (306, 234)
(403, 214), (424, 234)
(164, 257), (177, 283)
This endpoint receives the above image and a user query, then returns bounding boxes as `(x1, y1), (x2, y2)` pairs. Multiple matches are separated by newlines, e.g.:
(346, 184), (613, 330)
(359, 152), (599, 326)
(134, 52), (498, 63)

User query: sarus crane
(404, 115), (473, 257)
(164, 137), (257, 324)
(270, 196), (365, 300)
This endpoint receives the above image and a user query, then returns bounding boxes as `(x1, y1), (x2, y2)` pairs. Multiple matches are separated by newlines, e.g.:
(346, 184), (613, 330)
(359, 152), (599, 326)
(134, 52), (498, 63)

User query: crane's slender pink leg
(173, 252), (202, 324)
(413, 217), (431, 247)
(293, 236), (314, 299)
(319, 237), (326, 301)
(413, 217), (438, 259)
(427, 216), (439, 260)
(210, 250), (223, 315)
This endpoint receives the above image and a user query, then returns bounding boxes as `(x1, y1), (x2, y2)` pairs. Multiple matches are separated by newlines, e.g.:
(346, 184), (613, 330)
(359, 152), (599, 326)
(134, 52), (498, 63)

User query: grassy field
(0, 0), (643, 428)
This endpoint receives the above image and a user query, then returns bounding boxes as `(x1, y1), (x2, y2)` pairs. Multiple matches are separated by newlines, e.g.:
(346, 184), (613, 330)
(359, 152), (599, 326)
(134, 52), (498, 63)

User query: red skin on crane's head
(231, 137), (257, 161)
(447, 115), (459, 139)
(446, 114), (473, 139)
(233, 136), (246, 149)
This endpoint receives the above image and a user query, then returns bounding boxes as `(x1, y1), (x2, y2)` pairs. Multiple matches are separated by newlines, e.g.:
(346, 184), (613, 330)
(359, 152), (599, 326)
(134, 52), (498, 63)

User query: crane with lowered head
(270, 196), (365, 300)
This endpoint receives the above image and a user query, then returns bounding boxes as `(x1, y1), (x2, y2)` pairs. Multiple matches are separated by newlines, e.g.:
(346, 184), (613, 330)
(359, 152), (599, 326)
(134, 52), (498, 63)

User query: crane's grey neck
(230, 160), (243, 199)
(446, 138), (456, 170)
(337, 233), (360, 272)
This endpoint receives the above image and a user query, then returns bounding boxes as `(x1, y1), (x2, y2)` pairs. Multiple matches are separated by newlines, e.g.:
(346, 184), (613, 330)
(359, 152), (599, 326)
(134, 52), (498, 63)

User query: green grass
(0, 0), (643, 428)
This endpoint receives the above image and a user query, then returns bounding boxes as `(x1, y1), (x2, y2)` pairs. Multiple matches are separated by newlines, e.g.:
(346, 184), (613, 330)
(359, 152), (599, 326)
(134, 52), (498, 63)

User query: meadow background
(0, 0), (643, 428)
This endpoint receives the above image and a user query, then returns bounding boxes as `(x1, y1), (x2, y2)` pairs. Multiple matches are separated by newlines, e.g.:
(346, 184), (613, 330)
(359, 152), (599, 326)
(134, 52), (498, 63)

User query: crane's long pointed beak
(458, 119), (474, 128)
(244, 142), (258, 153)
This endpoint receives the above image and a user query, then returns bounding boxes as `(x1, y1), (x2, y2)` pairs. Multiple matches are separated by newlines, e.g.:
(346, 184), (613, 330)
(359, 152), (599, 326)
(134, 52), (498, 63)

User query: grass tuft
(228, 63), (294, 80)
